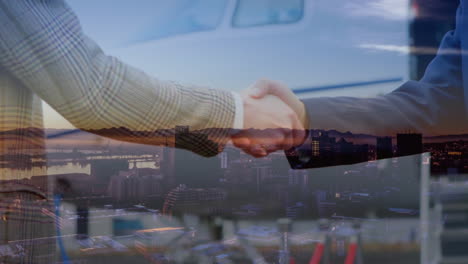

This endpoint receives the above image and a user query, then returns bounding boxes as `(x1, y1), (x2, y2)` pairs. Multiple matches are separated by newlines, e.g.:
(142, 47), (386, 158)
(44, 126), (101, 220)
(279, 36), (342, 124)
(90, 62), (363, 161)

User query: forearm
(303, 78), (466, 136)
(0, 0), (236, 156)
(287, 78), (467, 169)
(303, 23), (466, 137)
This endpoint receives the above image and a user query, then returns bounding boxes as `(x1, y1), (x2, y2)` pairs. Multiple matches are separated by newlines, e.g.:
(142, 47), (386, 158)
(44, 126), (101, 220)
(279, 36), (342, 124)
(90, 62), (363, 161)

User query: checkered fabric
(0, 0), (236, 262)
(0, 192), (56, 264)
(0, 0), (236, 158)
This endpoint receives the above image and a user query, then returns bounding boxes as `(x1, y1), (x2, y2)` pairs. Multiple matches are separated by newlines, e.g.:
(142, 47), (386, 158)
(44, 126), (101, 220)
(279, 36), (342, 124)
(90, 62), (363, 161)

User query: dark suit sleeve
(287, 4), (468, 169)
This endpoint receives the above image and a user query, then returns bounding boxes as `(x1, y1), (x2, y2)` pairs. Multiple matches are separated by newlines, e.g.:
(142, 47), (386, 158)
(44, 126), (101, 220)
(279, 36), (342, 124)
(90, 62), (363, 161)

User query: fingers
(246, 145), (268, 158)
(278, 128), (294, 151)
(248, 79), (277, 99)
(237, 84), (306, 158)
(232, 132), (271, 157)
(231, 135), (251, 149)
(247, 80), (306, 128)
(246, 79), (267, 98)
(237, 129), (290, 157)
(292, 127), (307, 148)
(247, 80), (290, 98)
(236, 131), (298, 158)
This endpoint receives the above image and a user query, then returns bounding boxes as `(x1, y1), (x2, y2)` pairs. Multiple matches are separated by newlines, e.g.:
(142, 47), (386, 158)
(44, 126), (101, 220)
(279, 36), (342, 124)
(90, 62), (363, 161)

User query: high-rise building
(308, 133), (369, 166)
(162, 185), (227, 216)
(376, 137), (393, 159)
(397, 133), (423, 156)
(107, 167), (162, 202)
(165, 126), (222, 188)
(220, 152), (228, 169)
(91, 159), (128, 182)
(270, 153), (291, 176)
(161, 147), (175, 187)
(335, 138), (354, 164)
(288, 169), (308, 186)
(254, 166), (271, 193)
(311, 132), (336, 158)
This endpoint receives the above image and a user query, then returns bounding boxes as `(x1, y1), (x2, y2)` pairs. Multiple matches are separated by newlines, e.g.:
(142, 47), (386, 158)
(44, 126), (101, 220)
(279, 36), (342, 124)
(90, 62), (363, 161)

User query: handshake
(231, 79), (308, 158)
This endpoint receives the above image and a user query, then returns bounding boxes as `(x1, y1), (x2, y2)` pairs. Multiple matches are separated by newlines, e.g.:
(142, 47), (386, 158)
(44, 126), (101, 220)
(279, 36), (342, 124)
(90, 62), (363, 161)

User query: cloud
(346, 0), (410, 21)
(359, 43), (462, 55)
(359, 44), (410, 54)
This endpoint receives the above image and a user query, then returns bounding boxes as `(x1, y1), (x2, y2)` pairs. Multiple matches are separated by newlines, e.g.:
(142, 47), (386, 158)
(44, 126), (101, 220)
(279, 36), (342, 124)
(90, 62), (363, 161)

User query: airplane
(51, 0), (416, 137)
(106, 0), (410, 98)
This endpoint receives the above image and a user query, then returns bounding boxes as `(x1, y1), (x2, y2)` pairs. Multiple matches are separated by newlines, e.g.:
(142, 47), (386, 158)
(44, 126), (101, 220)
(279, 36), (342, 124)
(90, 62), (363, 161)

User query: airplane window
(232, 0), (304, 28)
(138, 0), (228, 41)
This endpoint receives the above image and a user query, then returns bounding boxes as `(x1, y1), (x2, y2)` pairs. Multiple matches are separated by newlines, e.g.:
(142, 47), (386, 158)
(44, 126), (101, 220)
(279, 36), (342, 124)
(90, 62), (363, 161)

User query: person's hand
(248, 79), (309, 129)
(231, 85), (306, 158)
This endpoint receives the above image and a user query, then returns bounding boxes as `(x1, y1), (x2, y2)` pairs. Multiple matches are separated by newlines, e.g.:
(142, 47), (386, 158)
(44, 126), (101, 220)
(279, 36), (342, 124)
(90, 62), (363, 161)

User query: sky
(44, 0), (173, 129)
(43, 0), (411, 129)
(45, 0), (233, 129)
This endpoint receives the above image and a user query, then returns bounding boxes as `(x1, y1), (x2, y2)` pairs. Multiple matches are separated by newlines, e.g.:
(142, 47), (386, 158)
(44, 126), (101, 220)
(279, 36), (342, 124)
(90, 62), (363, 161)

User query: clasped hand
(232, 80), (308, 157)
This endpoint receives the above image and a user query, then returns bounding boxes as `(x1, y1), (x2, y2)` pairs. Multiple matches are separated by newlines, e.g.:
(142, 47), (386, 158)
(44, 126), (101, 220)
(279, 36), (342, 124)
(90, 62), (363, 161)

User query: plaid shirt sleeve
(0, 0), (236, 157)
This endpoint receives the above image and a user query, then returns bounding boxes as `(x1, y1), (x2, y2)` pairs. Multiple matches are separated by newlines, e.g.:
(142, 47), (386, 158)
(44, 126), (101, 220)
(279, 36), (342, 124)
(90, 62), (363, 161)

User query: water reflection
(0, 155), (158, 180)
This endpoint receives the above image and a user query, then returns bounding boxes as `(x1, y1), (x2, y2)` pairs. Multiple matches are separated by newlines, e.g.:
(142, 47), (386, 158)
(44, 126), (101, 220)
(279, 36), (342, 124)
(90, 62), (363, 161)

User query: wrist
(231, 91), (244, 130)
(298, 101), (309, 129)
(294, 102), (309, 147)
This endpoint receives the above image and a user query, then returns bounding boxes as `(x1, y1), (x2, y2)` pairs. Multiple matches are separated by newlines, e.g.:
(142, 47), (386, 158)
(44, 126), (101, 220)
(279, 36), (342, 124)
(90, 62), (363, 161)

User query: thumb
(231, 135), (251, 149)
(247, 80), (271, 98)
(248, 85), (269, 98)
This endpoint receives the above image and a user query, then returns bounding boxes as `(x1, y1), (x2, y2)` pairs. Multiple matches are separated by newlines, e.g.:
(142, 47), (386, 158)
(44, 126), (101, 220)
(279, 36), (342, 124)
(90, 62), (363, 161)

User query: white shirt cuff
(231, 91), (244, 129)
